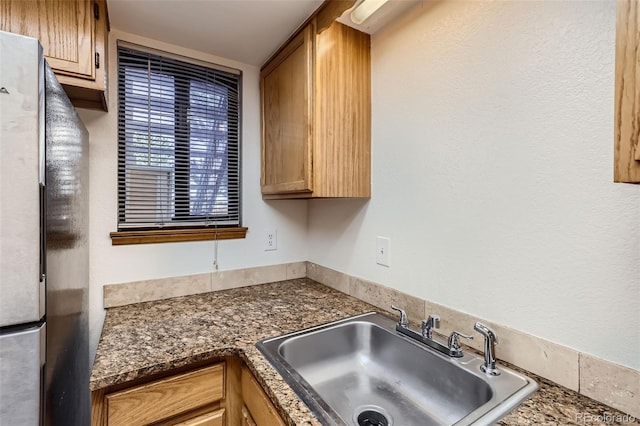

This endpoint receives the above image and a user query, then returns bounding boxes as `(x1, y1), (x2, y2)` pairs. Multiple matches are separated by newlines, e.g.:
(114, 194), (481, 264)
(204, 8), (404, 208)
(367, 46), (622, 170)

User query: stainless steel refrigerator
(0, 30), (90, 425)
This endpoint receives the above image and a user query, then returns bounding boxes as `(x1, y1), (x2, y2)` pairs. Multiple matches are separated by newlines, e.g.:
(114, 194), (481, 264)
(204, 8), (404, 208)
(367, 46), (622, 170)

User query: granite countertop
(91, 279), (636, 426)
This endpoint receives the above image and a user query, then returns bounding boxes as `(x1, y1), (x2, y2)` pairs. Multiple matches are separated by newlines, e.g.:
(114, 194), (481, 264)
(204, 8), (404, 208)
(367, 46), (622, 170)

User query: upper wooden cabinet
(260, 3), (371, 199)
(261, 25), (314, 196)
(614, 0), (640, 183)
(0, 0), (109, 111)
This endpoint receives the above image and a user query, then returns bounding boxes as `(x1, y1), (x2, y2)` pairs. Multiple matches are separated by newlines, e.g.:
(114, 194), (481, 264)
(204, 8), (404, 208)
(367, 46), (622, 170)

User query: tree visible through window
(117, 45), (240, 230)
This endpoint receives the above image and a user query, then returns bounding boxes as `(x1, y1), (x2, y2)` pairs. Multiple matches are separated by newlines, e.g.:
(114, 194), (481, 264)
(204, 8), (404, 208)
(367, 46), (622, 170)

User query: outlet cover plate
(264, 228), (277, 251)
(376, 236), (390, 267)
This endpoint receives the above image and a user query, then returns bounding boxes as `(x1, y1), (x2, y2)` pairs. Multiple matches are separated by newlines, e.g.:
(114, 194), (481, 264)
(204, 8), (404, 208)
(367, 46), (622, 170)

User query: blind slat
(117, 45), (241, 230)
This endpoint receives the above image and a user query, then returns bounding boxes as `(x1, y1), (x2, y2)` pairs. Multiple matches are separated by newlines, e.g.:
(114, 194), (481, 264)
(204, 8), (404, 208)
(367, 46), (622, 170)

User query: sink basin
(257, 312), (538, 426)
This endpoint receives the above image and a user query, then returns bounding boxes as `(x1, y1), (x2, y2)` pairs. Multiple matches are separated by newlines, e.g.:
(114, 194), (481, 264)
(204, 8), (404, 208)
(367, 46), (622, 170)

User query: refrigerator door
(0, 30), (46, 327)
(44, 63), (90, 426)
(0, 323), (46, 426)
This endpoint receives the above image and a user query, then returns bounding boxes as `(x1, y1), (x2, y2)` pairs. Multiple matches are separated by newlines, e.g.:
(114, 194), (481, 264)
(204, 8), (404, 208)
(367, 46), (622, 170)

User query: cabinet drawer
(106, 364), (224, 426)
(172, 408), (225, 426)
(241, 367), (285, 426)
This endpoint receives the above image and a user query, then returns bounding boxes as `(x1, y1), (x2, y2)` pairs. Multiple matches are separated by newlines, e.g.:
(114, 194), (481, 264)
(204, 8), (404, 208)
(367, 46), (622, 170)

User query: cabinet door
(241, 367), (286, 426)
(0, 0), (95, 80)
(105, 364), (225, 426)
(261, 23), (314, 195)
(614, 0), (640, 182)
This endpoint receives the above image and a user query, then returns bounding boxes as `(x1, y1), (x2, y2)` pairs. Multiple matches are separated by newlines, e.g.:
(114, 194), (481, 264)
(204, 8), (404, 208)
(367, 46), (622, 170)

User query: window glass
(117, 45), (241, 230)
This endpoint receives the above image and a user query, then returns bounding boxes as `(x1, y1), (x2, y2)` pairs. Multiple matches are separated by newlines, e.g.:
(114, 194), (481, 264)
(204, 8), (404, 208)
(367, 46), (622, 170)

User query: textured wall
(78, 30), (309, 356)
(308, 0), (640, 370)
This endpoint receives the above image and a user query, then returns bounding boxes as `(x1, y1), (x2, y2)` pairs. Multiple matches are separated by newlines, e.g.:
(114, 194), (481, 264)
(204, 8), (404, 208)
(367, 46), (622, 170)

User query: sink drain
(354, 406), (392, 426)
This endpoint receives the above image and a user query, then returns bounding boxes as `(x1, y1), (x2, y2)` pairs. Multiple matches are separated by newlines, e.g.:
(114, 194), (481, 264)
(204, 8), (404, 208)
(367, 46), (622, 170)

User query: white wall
(78, 30), (308, 356)
(79, 1), (640, 371)
(308, 1), (640, 370)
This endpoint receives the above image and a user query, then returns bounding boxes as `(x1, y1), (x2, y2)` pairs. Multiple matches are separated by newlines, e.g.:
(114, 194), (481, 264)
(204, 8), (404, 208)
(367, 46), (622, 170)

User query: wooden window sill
(110, 227), (248, 245)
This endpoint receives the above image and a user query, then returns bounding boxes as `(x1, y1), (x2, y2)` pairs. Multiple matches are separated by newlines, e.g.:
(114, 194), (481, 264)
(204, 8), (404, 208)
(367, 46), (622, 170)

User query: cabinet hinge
(95, 52), (100, 69)
(94, 3), (99, 20)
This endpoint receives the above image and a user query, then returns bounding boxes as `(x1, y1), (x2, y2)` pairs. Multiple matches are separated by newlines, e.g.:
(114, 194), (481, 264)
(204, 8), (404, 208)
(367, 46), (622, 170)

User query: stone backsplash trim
(103, 262), (306, 308)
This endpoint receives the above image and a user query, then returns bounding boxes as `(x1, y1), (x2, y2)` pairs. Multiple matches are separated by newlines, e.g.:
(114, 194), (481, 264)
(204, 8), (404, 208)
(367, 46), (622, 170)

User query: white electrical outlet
(376, 236), (390, 267)
(264, 229), (277, 251)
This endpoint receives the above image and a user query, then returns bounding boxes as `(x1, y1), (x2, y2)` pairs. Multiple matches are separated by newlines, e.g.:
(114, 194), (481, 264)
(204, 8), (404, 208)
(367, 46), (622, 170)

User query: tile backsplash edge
(103, 261), (307, 308)
(306, 261), (639, 418)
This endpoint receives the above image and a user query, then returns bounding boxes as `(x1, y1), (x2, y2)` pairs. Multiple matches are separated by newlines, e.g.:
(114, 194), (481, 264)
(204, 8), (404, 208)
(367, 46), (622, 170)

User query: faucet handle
(390, 305), (408, 328)
(447, 331), (473, 357)
(420, 314), (440, 338)
(422, 314), (440, 328)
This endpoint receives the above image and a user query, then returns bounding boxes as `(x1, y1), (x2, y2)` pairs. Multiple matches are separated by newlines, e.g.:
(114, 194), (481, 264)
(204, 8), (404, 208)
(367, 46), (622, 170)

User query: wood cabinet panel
(314, 19), (371, 197)
(614, 0), (640, 183)
(0, 0), (109, 110)
(105, 364), (224, 426)
(224, 357), (244, 426)
(241, 366), (286, 426)
(91, 389), (106, 426)
(0, 0), (94, 79)
(260, 1), (370, 199)
(261, 24), (314, 195)
(241, 406), (257, 426)
(91, 358), (294, 426)
(171, 408), (225, 426)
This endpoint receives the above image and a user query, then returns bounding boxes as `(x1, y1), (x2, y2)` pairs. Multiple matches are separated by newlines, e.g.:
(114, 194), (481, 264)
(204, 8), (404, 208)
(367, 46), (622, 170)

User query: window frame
(111, 41), (246, 245)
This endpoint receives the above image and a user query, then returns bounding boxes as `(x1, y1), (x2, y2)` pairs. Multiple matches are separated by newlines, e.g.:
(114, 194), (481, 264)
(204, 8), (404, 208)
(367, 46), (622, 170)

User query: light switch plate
(376, 236), (390, 267)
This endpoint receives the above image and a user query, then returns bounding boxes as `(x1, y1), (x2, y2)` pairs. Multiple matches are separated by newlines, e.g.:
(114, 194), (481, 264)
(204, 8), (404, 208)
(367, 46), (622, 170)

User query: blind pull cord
(213, 230), (219, 271)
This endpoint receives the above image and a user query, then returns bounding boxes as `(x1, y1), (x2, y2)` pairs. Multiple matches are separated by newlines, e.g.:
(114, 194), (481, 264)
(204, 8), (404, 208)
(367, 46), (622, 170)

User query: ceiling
(106, 0), (325, 66)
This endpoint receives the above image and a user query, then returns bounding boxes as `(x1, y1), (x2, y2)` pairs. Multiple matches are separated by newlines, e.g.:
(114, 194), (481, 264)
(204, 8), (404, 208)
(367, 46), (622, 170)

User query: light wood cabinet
(241, 366), (286, 426)
(260, 2), (371, 199)
(91, 360), (286, 426)
(614, 0), (640, 183)
(92, 363), (226, 426)
(261, 25), (314, 195)
(0, 0), (109, 111)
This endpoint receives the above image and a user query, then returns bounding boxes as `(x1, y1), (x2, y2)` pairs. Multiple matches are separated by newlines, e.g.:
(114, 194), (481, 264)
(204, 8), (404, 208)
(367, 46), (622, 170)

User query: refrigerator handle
(39, 183), (46, 283)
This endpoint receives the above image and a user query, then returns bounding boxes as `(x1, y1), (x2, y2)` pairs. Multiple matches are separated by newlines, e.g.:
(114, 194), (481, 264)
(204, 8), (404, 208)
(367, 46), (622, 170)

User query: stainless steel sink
(257, 312), (538, 426)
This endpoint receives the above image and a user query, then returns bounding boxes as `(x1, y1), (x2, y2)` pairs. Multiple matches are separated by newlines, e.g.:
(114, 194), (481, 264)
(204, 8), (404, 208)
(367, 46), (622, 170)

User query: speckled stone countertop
(91, 279), (637, 426)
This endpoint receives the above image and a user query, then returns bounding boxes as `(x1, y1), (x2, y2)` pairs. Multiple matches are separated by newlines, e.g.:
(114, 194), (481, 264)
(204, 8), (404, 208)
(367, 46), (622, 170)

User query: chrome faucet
(391, 306), (469, 358)
(474, 322), (500, 376)
(421, 314), (440, 339)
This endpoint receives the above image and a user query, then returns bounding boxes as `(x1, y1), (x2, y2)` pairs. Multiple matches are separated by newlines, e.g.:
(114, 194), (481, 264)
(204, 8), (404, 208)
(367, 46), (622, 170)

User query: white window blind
(117, 44), (241, 230)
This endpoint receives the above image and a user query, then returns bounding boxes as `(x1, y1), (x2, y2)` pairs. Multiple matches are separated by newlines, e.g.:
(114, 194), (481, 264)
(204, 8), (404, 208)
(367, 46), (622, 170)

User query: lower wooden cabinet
(92, 363), (225, 426)
(91, 359), (285, 426)
(241, 366), (286, 426)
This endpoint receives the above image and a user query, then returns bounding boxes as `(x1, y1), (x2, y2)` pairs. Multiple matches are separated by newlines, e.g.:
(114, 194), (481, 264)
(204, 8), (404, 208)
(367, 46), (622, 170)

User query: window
(112, 43), (245, 244)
